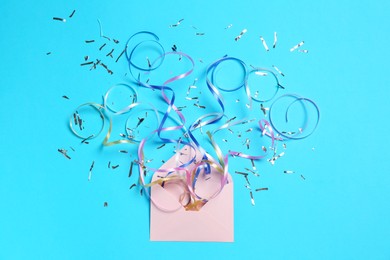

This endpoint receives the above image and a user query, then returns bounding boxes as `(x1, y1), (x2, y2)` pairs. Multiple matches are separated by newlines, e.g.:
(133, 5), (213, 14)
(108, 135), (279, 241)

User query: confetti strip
(259, 36), (269, 51)
(273, 32), (277, 48)
(88, 161), (95, 181)
(53, 17), (66, 22)
(272, 65), (285, 77)
(290, 41), (305, 52)
(169, 18), (184, 27)
(58, 149), (71, 159)
(69, 10), (76, 18)
(235, 29), (247, 41)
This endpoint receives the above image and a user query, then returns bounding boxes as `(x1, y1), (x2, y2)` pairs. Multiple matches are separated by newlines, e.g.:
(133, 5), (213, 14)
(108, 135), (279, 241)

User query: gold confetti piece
(53, 17), (66, 22)
(290, 40), (305, 52)
(250, 191), (255, 206)
(255, 188), (268, 192)
(272, 65), (285, 77)
(259, 36), (269, 51)
(169, 18), (184, 27)
(273, 32), (277, 48)
(284, 170), (294, 174)
(235, 29), (247, 41)
(88, 161), (95, 181)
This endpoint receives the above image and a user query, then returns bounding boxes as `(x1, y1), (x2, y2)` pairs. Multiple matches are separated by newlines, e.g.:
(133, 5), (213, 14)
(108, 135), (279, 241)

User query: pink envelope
(150, 147), (234, 242)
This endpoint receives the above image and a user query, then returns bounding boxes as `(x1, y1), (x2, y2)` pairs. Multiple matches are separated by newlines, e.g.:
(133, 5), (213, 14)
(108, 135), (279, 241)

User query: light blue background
(1, 0), (389, 259)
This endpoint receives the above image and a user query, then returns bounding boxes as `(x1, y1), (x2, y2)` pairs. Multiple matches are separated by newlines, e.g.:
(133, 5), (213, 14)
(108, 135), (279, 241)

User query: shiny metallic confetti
(115, 48), (126, 63)
(250, 159), (256, 170)
(196, 32), (205, 36)
(84, 56), (89, 61)
(119, 150), (128, 153)
(88, 161), (95, 181)
(169, 18), (184, 27)
(235, 29), (247, 41)
(69, 10), (76, 18)
(273, 32), (277, 48)
(113, 39), (119, 44)
(85, 40), (95, 43)
(157, 144), (166, 149)
(290, 40), (304, 52)
(103, 202), (108, 207)
(250, 191), (255, 206)
(272, 65), (285, 77)
(106, 49), (114, 57)
(259, 36), (269, 51)
(301, 175), (306, 180)
(129, 183), (136, 189)
(299, 49), (309, 53)
(80, 61), (93, 66)
(129, 161), (134, 177)
(245, 168), (259, 177)
(46, 52), (51, 55)
(62, 95), (69, 100)
(284, 170), (294, 174)
(262, 146), (267, 152)
(260, 104), (269, 116)
(99, 43), (106, 51)
(255, 71), (268, 76)
(255, 187), (268, 192)
(58, 148), (71, 159)
(111, 165), (119, 169)
(108, 161), (111, 168)
(53, 17), (66, 22)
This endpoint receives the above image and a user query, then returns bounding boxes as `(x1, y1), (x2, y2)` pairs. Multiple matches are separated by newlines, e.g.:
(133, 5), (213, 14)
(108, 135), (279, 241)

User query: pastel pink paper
(150, 148), (234, 242)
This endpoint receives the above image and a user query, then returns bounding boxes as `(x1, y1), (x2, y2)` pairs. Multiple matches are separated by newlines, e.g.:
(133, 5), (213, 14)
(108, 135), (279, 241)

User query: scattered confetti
(103, 202), (108, 207)
(301, 175), (306, 180)
(290, 40), (304, 52)
(299, 49), (309, 53)
(259, 36), (269, 51)
(69, 10), (76, 18)
(88, 161), (95, 181)
(169, 18), (184, 28)
(85, 40), (95, 43)
(284, 170), (294, 174)
(250, 191), (255, 206)
(62, 95), (69, 100)
(273, 32), (277, 48)
(272, 65), (285, 77)
(53, 17), (66, 22)
(129, 183), (136, 189)
(112, 165), (119, 169)
(235, 29), (247, 41)
(255, 188), (268, 192)
(58, 149), (71, 159)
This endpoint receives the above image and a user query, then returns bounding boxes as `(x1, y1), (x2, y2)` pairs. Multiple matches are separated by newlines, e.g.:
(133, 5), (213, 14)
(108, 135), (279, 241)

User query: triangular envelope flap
(150, 180), (234, 242)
